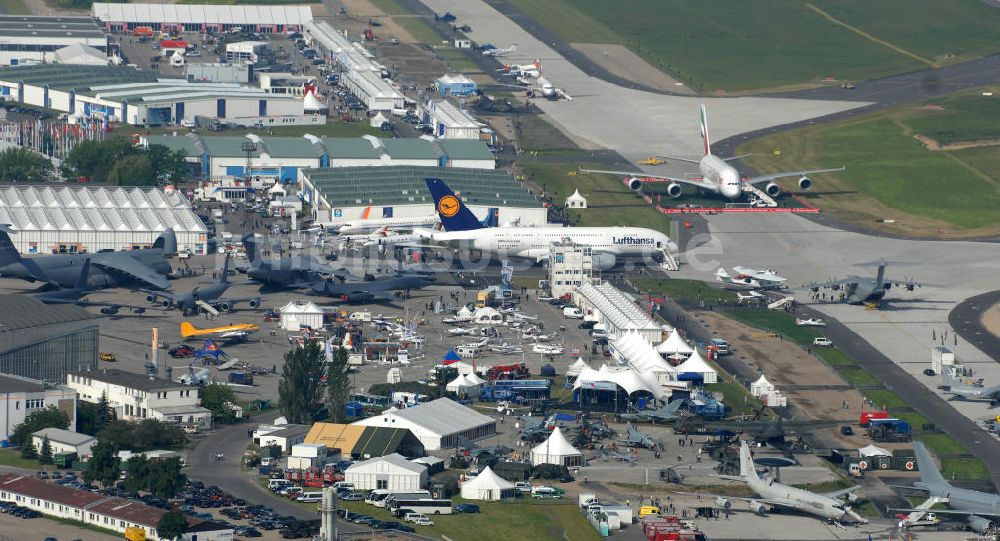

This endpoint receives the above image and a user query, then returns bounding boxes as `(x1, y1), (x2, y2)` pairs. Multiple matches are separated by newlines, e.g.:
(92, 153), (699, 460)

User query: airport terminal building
(301, 166), (547, 226)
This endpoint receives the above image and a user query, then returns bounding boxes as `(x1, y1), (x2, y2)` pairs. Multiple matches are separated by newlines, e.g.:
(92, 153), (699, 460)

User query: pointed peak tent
(442, 349), (462, 362)
(459, 465), (516, 501)
(531, 426), (583, 467)
(566, 357), (589, 377)
(565, 189), (587, 209)
(656, 329), (694, 356)
(675, 349), (718, 383)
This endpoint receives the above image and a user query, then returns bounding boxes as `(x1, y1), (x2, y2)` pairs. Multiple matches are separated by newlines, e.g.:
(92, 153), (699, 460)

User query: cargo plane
(581, 105), (844, 201)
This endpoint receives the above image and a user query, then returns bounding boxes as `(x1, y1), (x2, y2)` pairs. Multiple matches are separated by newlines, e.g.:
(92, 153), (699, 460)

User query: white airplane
(421, 179), (678, 270)
(736, 290), (765, 304)
(499, 59), (540, 78)
(532, 343), (564, 355)
(483, 44), (516, 57)
(795, 317), (826, 327)
(537, 77), (571, 101)
(703, 441), (866, 524)
(581, 104), (845, 200)
(448, 327), (478, 336)
(489, 343), (523, 355)
(337, 213), (439, 235)
(716, 266), (787, 290)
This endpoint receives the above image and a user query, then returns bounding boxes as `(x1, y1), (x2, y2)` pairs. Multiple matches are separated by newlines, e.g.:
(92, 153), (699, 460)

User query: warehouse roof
(93, 3), (313, 26)
(377, 398), (495, 437)
(577, 282), (661, 335)
(0, 15), (107, 40)
(346, 453), (425, 475)
(259, 137), (323, 159)
(0, 295), (98, 333)
(425, 100), (480, 129)
(379, 138), (439, 161)
(304, 166), (540, 208)
(323, 137), (383, 160)
(0, 374), (47, 393)
(305, 423), (417, 458)
(0, 65), (155, 92)
(33, 427), (95, 446)
(438, 139), (493, 161)
(144, 134), (199, 156)
(0, 186), (207, 233)
(200, 136), (261, 158)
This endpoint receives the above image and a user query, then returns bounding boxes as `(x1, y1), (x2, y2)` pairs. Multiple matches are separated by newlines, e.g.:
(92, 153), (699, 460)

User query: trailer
(867, 418), (912, 442)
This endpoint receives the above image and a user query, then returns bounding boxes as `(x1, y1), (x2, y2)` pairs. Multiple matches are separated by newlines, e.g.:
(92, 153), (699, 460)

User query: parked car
(339, 491), (363, 501)
(454, 503), (480, 514)
(812, 337), (833, 347)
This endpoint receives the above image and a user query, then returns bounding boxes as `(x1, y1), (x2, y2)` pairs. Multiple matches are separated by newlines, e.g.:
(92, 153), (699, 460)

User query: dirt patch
(914, 133), (1000, 151)
(697, 311), (870, 449)
(981, 301), (1000, 339)
(571, 43), (695, 95)
(339, 0), (419, 44)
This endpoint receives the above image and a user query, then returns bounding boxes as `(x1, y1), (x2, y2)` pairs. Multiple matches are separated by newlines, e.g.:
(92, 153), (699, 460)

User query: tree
(326, 347), (352, 423)
(146, 144), (189, 183)
(60, 138), (135, 183)
(147, 457), (186, 498)
(122, 455), (151, 494)
(84, 440), (120, 488)
(20, 442), (37, 460)
(200, 384), (238, 423)
(0, 147), (53, 183)
(77, 392), (113, 436)
(38, 436), (53, 465)
(278, 341), (325, 424)
(156, 509), (189, 541)
(107, 154), (155, 186)
(11, 407), (70, 447)
(99, 419), (186, 452)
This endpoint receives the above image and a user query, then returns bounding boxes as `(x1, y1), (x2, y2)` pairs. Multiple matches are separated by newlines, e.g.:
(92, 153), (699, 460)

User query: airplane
(704, 440), (866, 524)
(180, 321), (259, 341)
(448, 327), (478, 336)
(336, 213), (440, 235)
(489, 343), (524, 355)
(736, 290), (765, 304)
(623, 421), (659, 449)
(240, 233), (355, 289)
(30, 258), (147, 315)
(890, 441), (1000, 533)
(498, 60), (540, 78)
(619, 399), (686, 423)
(579, 104), (844, 201)
(143, 255), (261, 315)
(305, 274), (434, 304)
(806, 259), (924, 306)
(0, 225), (175, 289)
(716, 266), (787, 290)
(532, 343), (564, 355)
(482, 44), (516, 57)
(606, 449), (637, 464)
(537, 77), (572, 101)
(418, 178), (678, 270)
(941, 367), (1000, 404)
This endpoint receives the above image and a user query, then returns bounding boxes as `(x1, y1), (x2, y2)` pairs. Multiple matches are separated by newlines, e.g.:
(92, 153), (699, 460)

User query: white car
(404, 512), (428, 523)
(414, 518), (434, 526)
(812, 337), (833, 347)
(514, 482), (532, 493)
(796, 317), (826, 327)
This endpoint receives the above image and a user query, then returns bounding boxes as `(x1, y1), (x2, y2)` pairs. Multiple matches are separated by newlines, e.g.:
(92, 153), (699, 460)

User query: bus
(350, 393), (388, 408)
(365, 489), (391, 505)
(378, 490), (430, 508)
(388, 498), (454, 516)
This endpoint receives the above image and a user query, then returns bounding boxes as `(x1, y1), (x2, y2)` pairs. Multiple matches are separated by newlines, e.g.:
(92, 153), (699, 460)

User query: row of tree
(0, 140), (188, 185)
(278, 342), (352, 425)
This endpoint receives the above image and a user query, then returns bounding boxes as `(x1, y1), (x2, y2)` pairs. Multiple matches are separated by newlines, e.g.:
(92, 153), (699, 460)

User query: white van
(268, 479), (292, 490)
(350, 311), (372, 322)
(563, 307), (584, 319)
(297, 491), (323, 503)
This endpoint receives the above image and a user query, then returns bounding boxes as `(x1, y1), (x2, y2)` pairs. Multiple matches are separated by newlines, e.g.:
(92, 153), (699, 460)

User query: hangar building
(0, 64), (322, 127)
(352, 398), (497, 451)
(0, 185), (208, 255)
(300, 166), (546, 226)
(421, 99), (482, 139)
(0, 296), (100, 384)
(0, 15), (110, 67)
(92, 3), (311, 34)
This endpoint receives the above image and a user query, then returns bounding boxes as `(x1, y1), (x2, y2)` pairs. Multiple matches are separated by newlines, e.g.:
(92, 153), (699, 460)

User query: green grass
(0, 0), (29, 14)
(862, 390), (909, 410)
(371, 0), (443, 45)
(705, 374), (766, 417)
(918, 433), (969, 456)
(815, 348), (856, 367)
(835, 367), (879, 387)
(514, 115), (581, 153)
(723, 310), (819, 345)
(893, 411), (933, 432)
(631, 278), (738, 307)
(0, 448), (44, 470)
(941, 458), (991, 481)
(905, 93), (1000, 144)
(506, 0), (1000, 92)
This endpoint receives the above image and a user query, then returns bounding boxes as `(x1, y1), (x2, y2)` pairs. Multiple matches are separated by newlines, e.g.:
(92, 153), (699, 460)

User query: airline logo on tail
(700, 104), (711, 156)
(437, 195), (461, 217)
(425, 178), (486, 232)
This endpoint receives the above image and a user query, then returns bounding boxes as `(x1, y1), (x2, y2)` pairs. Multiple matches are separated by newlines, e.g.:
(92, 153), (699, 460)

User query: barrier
(657, 205), (821, 214)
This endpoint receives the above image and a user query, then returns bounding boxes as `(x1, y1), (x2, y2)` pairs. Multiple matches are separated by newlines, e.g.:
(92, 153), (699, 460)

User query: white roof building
(675, 350), (718, 384)
(565, 357), (589, 379)
(574, 282), (662, 343)
(352, 398), (497, 450)
(530, 427), (583, 467)
(279, 301), (324, 332)
(53, 44), (113, 66)
(858, 444), (892, 458)
(460, 466), (515, 501)
(345, 453), (427, 491)
(422, 99), (481, 140)
(573, 365), (664, 400)
(565, 189), (587, 209)
(446, 374), (479, 394)
(32, 428), (95, 457)
(0, 185), (207, 255)
(92, 3), (312, 29)
(472, 306), (503, 324)
(750, 375), (775, 398)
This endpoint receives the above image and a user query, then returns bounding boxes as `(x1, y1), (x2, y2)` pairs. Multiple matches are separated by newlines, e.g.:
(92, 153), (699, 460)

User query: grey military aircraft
(31, 258), (146, 315)
(240, 233), (354, 289)
(892, 441), (1000, 533)
(0, 225), (175, 289)
(306, 274), (435, 304)
(618, 399), (685, 423)
(941, 367), (1000, 404)
(143, 255), (260, 315)
(623, 421), (660, 449)
(806, 259), (923, 306)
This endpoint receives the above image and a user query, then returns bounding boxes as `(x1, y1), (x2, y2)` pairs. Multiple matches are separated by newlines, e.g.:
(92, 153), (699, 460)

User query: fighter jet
(240, 233), (354, 289)
(618, 399), (685, 423)
(143, 255), (260, 315)
(697, 440), (866, 524)
(31, 258), (146, 315)
(305, 274), (434, 304)
(891, 441), (1000, 534)
(623, 421), (659, 449)
(806, 259), (924, 306)
(0, 225), (175, 289)
(941, 367), (1000, 404)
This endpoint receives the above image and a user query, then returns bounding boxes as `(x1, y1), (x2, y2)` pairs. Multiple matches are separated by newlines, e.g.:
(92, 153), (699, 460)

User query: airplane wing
(806, 277), (863, 289)
(577, 168), (718, 191)
(745, 166), (845, 185)
(38, 298), (149, 312)
(209, 296), (260, 308)
(821, 486), (862, 500)
(140, 288), (178, 302)
(733, 267), (786, 283)
(888, 508), (1000, 518)
(92, 254), (170, 289)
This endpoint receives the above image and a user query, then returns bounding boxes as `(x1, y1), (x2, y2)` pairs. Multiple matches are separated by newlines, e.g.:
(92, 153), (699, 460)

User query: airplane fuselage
(338, 215), (439, 235)
(750, 477), (853, 521)
(699, 154), (742, 199)
(0, 250), (172, 288)
(924, 483), (1000, 515)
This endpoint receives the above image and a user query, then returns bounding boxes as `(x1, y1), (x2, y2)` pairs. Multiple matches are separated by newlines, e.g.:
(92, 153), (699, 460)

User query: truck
(867, 418), (912, 442)
(931, 346), (955, 375)
(859, 408), (889, 427)
(708, 338), (731, 355)
(53, 452), (77, 469)
(228, 371), (254, 385)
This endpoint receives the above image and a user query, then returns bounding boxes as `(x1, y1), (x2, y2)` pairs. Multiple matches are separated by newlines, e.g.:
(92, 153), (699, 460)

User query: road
(950, 290), (1000, 364)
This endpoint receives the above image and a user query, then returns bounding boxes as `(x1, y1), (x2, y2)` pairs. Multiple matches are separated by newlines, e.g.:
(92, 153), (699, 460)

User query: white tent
(303, 87), (328, 112)
(566, 357), (589, 378)
(472, 306), (503, 324)
(573, 365), (666, 400)
(456, 305), (473, 319)
(675, 350), (718, 383)
(750, 375), (775, 397)
(531, 427), (583, 467)
(370, 111), (388, 128)
(446, 374), (478, 394)
(656, 329), (693, 357)
(279, 301), (324, 331)
(460, 466), (516, 501)
(465, 372), (486, 385)
(565, 189), (587, 209)
(858, 444), (892, 458)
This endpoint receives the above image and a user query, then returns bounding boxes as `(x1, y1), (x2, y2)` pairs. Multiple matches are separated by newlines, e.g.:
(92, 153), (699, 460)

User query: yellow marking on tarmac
(806, 3), (939, 68)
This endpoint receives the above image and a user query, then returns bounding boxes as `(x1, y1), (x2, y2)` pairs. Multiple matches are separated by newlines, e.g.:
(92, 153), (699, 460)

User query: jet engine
(749, 500), (768, 516)
(591, 252), (617, 271)
(628, 176), (643, 192)
(666, 182), (682, 198)
(218, 302), (233, 312)
(249, 298), (261, 309)
(160, 299), (173, 309)
(765, 182), (782, 197)
(145, 293), (158, 303)
(968, 515), (994, 533)
(341, 293), (375, 303)
(714, 497), (732, 510)
(100, 305), (120, 315)
(798, 176), (813, 190)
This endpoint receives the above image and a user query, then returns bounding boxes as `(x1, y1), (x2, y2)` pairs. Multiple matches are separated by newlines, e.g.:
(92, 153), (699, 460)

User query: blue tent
(540, 364), (557, 377)
(443, 349), (461, 362)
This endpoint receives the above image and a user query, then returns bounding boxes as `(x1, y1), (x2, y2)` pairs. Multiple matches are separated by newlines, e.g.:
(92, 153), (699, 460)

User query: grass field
(706, 374), (766, 417)
(631, 278), (738, 307)
(836, 367), (879, 388)
(0, 448), (44, 470)
(506, 0), (1000, 92)
(0, 0), (28, 14)
(514, 115), (582, 154)
(739, 94), (1000, 237)
(862, 390), (909, 410)
(941, 457), (991, 481)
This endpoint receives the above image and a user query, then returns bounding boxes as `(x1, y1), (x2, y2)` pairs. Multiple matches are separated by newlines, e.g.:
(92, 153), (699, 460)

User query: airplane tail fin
(0, 224), (22, 268)
(425, 178), (486, 232)
(241, 234), (260, 267)
(913, 441), (950, 488)
(875, 259), (887, 289)
(220, 254), (230, 284)
(154, 228), (177, 255)
(180, 321), (199, 338)
(700, 104), (711, 156)
(739, 440), (759, 481)
(74, 258), (92, 290)
(715, 267), (731, 283)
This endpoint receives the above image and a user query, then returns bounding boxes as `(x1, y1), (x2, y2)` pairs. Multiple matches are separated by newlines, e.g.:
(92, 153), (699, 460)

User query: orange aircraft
(180, 321), (259, 341)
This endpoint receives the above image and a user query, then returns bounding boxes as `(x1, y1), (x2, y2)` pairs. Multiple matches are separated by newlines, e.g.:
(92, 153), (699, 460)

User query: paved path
(950, 290), (1000, 364)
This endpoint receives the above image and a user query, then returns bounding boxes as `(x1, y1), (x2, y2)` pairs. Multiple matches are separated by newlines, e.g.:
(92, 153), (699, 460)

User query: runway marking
(806, 3), (939, 68)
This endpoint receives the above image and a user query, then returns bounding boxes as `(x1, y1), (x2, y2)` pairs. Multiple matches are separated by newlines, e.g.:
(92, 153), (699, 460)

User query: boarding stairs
(743, 184), (779, 208)
(659, 249), (679, 271)
(767, 296), (795, 310)
(197, 300), (219, 317)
